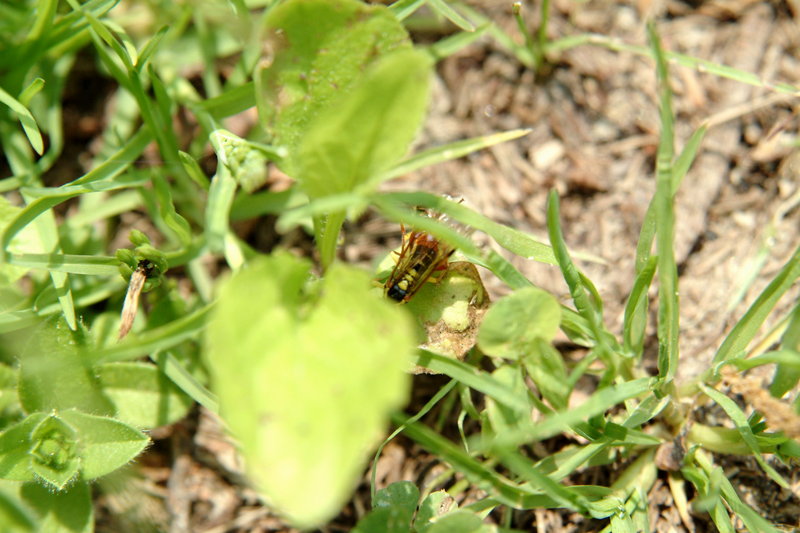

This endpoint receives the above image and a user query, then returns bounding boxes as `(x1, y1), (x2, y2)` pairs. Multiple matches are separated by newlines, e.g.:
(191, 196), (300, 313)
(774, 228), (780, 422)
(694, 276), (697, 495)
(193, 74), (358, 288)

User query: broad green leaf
(20, 480), (93, 533)
(478, 286), (561, 360)
(205, 252), (414, 528)
(29, 415), (80, 490)
(294, 47), (432, 198)
(374, 480), (419, 512)
(0, 413), (48, 481)
(258, 0), (411, 168)
(353, 506), (413, 533)
(96, 362), (193, 428)
(58, 410), (149, 480)
(17, 317), (114, 416)
(352, 481), (419, 533)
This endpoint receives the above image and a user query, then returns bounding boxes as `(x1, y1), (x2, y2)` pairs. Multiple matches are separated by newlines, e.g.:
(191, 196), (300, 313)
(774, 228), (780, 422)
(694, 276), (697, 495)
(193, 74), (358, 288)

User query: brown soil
(70, 0), (800, 531)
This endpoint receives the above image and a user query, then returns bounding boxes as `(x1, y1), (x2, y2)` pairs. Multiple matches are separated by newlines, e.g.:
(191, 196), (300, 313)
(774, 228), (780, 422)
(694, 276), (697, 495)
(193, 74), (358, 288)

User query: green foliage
(0, 479), (94, 533)
(205, 253), (415, 528)
(258, 0), (412, 165)
(478, 287), (561, 360)
(1, 0), (799, 530)
(355, 481), (496, 533)
(257, 0), (433, 267)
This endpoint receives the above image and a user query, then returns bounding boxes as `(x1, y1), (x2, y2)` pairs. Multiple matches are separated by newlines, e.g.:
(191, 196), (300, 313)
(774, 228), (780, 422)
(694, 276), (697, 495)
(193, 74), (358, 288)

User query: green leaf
(698, 384), (788, 488)
(17, 317), (114, 415)
(58, 410), (149, 480)
(0, 196), (42, 284)
(622, 255), (657, 356)
(0, 413), (48, 482)
(478, 286), (561, 360)
(205, 252), (415, 528)
(18, 480), (93, 533)
(29, 415), (80, 490)
(95, 362), (193, 428)
(648, 23), (680, 384)
(258, 0), (412, 166)
(151, 350), (218, 414)
(713, 243), (800, 364)
(352, 481), (419, 533)
(7, 253), (119, 276)
(523, 339), (570, 410)
(89, 304), (213, 364)
(384, 129), (530, 181)
(0, 85), (44, 155)
(374, 480), (419, 512)
(353, 506), (413, 533)
(484, 365), (534, 433)
(770, 304), (800, 397)
(399, 262), (488, 362)
(0, 128), (152, 257)
(294, 47), (432, 198)
(427, 0), (475, 31)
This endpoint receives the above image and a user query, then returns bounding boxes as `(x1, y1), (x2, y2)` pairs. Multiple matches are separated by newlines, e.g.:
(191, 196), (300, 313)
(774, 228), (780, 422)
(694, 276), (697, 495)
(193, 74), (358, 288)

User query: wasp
(384, 207), (459, 303)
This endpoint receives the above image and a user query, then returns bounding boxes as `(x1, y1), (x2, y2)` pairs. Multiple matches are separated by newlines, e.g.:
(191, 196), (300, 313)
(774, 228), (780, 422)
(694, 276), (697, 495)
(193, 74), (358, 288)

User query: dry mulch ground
(80, 0), (800, 531)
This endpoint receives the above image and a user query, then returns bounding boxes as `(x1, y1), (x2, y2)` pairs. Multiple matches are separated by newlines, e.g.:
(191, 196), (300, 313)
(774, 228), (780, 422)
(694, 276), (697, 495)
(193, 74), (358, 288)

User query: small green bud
(129, 230), (151, 247)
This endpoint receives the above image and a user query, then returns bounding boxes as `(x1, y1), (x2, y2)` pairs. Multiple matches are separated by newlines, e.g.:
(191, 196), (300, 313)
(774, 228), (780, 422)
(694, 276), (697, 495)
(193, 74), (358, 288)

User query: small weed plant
(0, 0), (798, 531)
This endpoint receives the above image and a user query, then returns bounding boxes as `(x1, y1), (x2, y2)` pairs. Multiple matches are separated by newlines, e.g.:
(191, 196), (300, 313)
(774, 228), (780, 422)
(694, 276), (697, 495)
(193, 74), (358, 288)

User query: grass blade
(713, 243), (800, 363)
(648, 23), (679, 383)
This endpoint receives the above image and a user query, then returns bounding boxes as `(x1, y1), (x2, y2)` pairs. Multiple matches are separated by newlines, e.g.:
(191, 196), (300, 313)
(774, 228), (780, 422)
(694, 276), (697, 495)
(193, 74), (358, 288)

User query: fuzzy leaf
(58, 410), (149, 480)
(29, 415), (80, 490)
(258, 0), (411, 169)
(20, 480), (93, 533)
(96, 362), (193, 428)
(17, 317), (114, 416)
(294, 48), (432, 198)
(205, 253), (414, 528)
(0, 413), (47, 482)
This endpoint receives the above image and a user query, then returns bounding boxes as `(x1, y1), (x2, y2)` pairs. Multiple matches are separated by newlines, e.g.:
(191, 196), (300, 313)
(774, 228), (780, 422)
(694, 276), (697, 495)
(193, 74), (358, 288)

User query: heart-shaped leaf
(205, 252), (415, 528)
